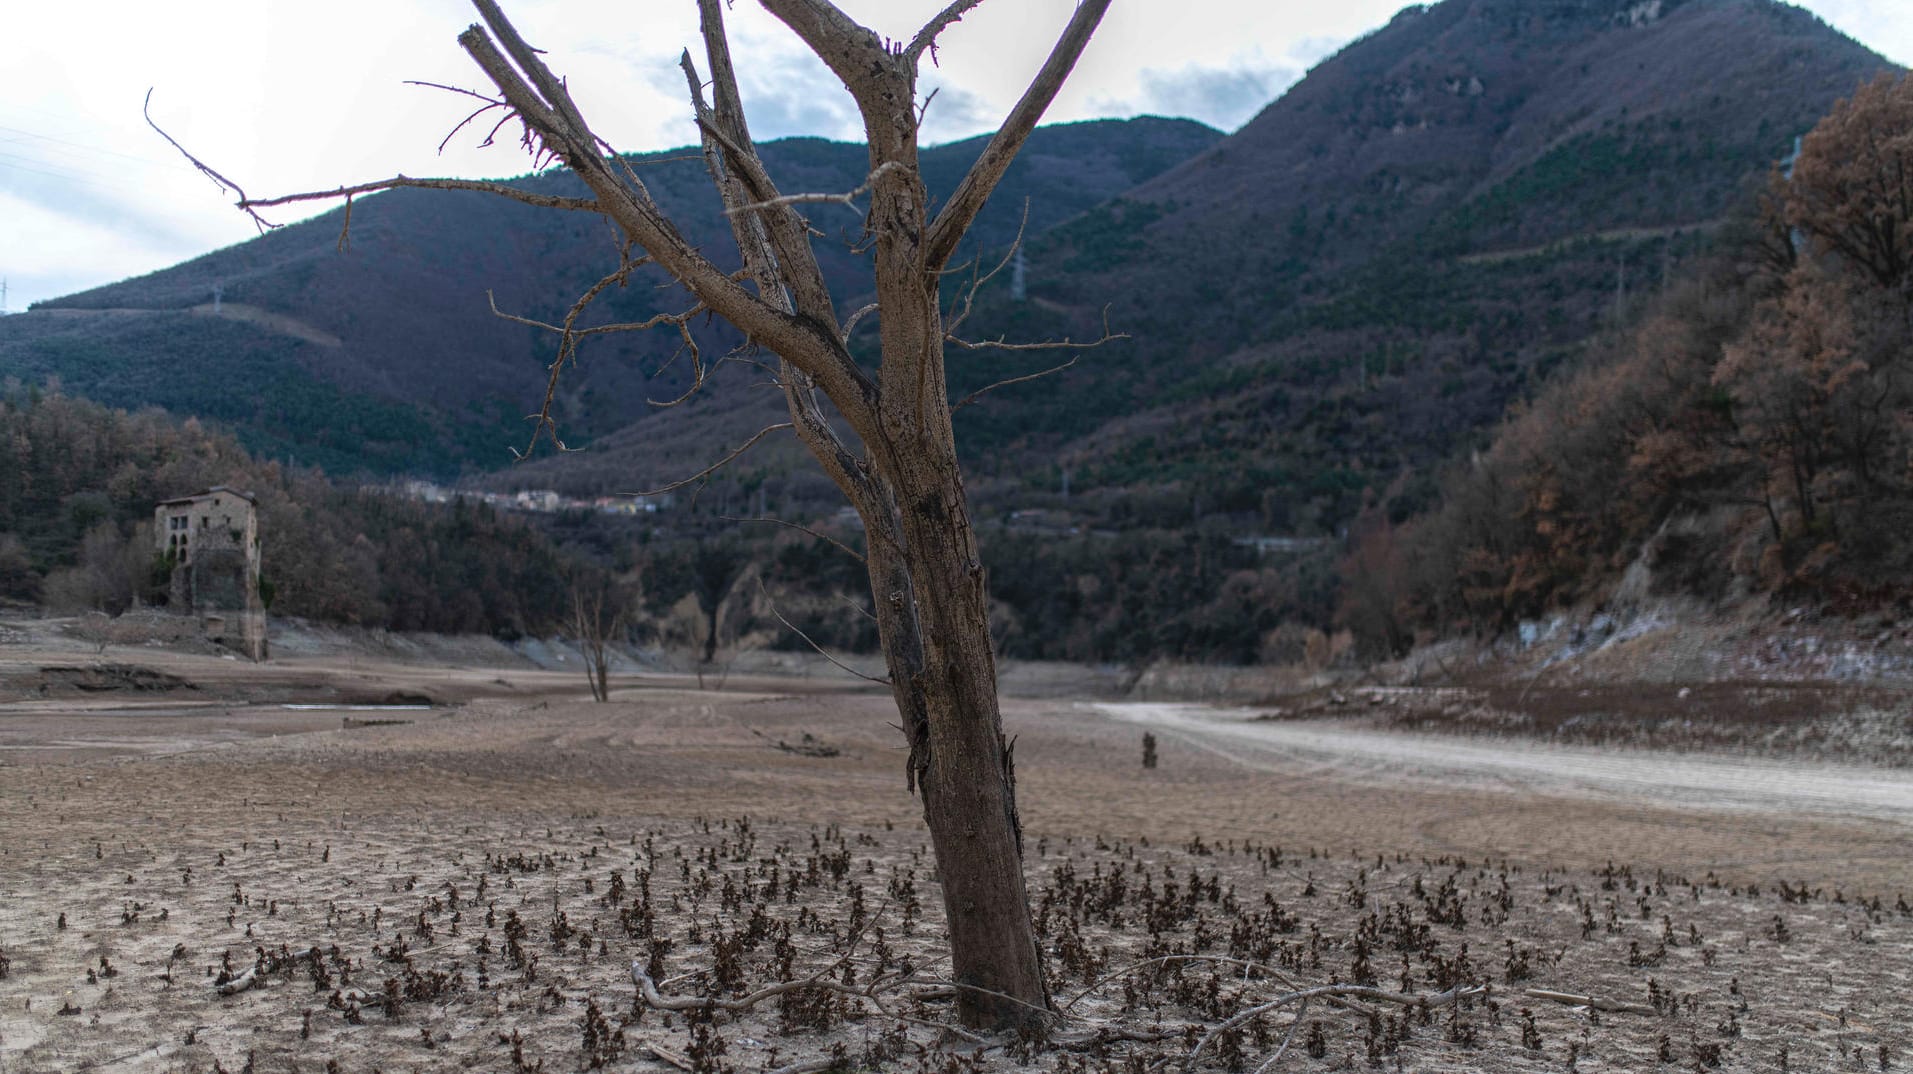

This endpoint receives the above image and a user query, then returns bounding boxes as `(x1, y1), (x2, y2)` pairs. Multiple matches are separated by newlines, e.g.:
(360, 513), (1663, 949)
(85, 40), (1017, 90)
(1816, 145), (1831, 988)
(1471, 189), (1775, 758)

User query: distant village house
(155, 487), (266, 660)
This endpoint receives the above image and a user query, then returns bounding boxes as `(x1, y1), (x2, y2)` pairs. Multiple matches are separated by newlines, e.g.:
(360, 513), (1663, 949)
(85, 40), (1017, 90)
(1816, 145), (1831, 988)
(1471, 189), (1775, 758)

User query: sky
(3, 0), (1909, 314)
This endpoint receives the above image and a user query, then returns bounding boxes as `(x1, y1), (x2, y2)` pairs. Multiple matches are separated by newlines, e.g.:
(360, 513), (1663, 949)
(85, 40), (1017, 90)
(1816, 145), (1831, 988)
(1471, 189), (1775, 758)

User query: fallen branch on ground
(212, 966), (259, 996)
(1524, 987), (1658, 1015)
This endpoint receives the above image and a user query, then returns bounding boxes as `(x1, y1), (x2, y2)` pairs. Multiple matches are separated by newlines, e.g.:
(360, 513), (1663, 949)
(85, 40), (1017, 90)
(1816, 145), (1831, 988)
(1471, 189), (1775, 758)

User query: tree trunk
(439, 0), (1110, 1031)
(864, 453), (1047, 1030)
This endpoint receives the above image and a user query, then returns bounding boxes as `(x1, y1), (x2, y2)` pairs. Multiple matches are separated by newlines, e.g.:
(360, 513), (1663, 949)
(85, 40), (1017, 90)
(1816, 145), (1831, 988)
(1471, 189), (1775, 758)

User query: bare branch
(723, 160), (912, 217)
(402, 79), (514, 154)
(923, 0), (1112, 272)
(948, 306), (1126, 357)
(457, 18), (872, 427)
(841, 302), (880, 341)
(906, 1), (986, 63)
(486, 248), (701, 457)
(949, 355), (1081, 412)
(1522, 987), (1657, 1015)
(337, 195), (355, 252)
(946, 305), (1124, 412)
(643, 322), (713, 408)
(758, 580), (891, 685)
(629, 423), (793, 498)
(839, 592), (879, 621)
(153, 91), (582, 234)
(756, 0), (891, 100)
(243, 176), (600, 215)
(403, 78), (503, 105)
(470, 0), (597, 139)
(682, 5), (842, 332)
(719, 514), (866, 565)
(947, 332), (1123, 354)
(486, 288), (697, 345)
(144, 90), (272, 231)
(1250, 997), (1309, 1074)
(945, 199), (1029, 336)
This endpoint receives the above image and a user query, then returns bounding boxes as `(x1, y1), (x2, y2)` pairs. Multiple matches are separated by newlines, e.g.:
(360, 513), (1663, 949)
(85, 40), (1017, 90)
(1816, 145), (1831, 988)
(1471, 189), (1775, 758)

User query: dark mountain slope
(2, 117), (1219, 476)
(3, 0), (1893, 537)
(991, 0), (1893, 531)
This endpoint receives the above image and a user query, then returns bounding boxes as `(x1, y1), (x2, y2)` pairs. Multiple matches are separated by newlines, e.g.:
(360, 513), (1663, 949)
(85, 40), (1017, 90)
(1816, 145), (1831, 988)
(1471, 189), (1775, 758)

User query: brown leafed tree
(1783, 72), (1913, 291)
(203, 0), (1114, 1028)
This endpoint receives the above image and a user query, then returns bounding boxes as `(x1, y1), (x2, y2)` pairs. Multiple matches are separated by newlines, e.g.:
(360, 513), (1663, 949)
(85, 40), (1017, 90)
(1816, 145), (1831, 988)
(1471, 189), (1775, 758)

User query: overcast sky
(3, 0), (1908, 313)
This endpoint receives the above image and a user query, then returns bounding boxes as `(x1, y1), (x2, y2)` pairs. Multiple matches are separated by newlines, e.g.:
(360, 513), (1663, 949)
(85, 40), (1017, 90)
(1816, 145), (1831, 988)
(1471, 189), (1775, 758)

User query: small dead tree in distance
(200, 0), (1115, 1029)
(569, 573), (627, 703)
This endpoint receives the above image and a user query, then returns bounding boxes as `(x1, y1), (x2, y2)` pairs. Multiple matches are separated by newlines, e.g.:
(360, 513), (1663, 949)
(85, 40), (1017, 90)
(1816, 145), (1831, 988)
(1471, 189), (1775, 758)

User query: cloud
(0, 191), (202, 311)
(917, 84), (997, 146)
(735, 59), (865, 143)
(632, 40), (864, 144)
(0, 154), (205, 255)
(1087, 57), (1302, 133)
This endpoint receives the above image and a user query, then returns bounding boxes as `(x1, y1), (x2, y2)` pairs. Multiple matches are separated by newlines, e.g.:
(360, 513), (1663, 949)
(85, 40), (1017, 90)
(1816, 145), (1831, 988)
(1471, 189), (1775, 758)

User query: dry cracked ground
(0, 621), (1909, 1073)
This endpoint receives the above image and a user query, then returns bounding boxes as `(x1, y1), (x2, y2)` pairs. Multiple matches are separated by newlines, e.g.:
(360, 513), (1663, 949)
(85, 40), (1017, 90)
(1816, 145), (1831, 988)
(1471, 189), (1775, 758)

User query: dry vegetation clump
(3, 811), (1907, 1073)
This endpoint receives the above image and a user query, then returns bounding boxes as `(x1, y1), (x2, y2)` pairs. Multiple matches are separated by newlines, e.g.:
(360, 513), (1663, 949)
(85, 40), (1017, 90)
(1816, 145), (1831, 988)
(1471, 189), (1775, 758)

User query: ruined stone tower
(155, 487), (266, 660)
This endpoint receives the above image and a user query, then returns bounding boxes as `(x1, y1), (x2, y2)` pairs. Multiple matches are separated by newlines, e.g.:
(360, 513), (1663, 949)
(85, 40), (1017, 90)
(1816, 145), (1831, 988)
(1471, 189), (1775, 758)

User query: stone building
(155, 487), (266, 660)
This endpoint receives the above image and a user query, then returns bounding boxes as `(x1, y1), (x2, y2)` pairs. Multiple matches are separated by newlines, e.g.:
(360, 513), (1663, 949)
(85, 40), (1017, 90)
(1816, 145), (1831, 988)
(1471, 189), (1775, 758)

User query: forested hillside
(1001, 0), (1894, 537)
(1368, 73), (1913, 643)
(0, 385), (572, 634)
(0, 386), (1325, 664)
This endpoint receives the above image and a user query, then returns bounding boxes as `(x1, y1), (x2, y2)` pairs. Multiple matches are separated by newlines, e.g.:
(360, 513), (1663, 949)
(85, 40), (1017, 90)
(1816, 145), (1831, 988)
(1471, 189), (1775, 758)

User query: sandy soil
(1, 621), (1908, 1072)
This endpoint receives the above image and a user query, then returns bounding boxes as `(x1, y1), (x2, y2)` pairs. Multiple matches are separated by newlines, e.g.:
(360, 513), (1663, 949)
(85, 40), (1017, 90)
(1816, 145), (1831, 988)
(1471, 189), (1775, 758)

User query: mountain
(971, 0), (1895, 533)
(0, 117), (1220, 476)
(1, 0), (1895, 537)
(486, 0), (1896, 533)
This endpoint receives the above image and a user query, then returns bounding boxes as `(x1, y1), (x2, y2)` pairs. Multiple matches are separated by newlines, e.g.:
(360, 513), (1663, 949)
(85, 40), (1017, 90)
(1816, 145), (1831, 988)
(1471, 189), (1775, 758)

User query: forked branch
(923, 0), (1113, 272)
(457, 12), (878, 438)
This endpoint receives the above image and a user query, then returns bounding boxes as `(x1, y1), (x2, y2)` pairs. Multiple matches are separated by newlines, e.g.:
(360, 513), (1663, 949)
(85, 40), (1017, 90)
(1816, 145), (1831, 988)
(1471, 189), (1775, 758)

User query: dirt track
(1093, 702), (1913, 824)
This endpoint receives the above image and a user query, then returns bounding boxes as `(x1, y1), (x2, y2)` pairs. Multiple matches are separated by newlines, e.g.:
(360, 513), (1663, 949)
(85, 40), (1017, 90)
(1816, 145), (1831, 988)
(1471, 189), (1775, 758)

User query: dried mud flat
(1, 630), (1910, 1073)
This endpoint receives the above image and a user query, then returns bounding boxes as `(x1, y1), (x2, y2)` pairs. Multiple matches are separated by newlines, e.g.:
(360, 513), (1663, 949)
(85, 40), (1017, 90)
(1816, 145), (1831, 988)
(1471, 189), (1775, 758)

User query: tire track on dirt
(1091, 702), (1913, 825)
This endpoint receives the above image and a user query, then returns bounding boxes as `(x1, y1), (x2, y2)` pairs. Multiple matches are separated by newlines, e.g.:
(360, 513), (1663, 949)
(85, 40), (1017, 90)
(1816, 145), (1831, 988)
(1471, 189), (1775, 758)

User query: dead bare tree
(175, 0), (1113, 1029)
(569, 577), (625, 703)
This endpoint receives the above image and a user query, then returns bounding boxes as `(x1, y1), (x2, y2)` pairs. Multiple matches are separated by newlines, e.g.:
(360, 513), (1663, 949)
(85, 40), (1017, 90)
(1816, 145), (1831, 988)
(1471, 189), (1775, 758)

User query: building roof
(156, 485), (258, 507)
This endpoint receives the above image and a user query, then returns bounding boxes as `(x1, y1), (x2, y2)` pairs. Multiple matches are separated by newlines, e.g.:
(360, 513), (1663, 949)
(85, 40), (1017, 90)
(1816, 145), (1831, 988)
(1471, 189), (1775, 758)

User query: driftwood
(636, 1037), (694, 1071)
(212, 966), (259, 996)
(1523, 987), (1658, 1015)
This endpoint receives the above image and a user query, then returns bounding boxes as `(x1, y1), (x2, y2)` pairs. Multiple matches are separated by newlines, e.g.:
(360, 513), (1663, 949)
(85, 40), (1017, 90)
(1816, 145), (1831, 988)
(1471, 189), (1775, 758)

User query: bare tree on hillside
(185, 0), (1115, 1028)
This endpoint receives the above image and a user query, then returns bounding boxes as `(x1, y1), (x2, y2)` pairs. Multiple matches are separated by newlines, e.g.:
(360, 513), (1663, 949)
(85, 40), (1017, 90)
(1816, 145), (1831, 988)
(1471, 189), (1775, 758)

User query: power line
(0, 123), (195, 173)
